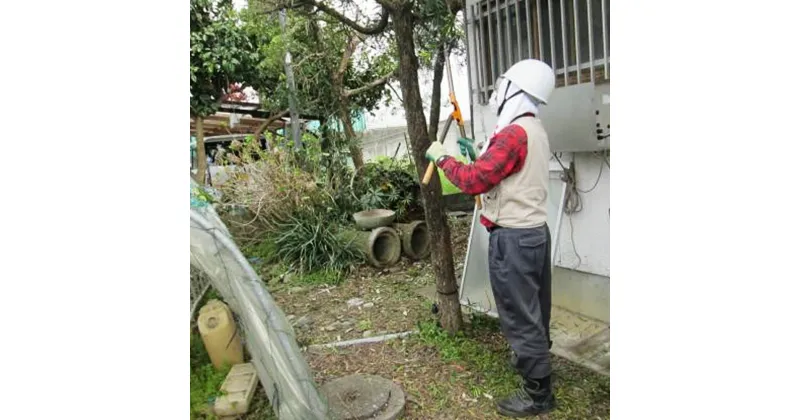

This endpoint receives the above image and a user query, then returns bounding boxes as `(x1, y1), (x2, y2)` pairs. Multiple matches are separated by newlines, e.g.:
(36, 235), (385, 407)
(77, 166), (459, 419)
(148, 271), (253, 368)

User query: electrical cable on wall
(553, 154), (583, 214)
(577, 157), (603, 194)
(552, 152), (609, 270)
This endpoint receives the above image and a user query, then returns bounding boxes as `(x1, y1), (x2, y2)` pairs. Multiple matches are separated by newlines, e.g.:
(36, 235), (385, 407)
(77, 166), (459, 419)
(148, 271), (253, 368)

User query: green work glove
(439, 154), (469, 196)
(425, 142), (448, 163)
(457, 137), (477, 161)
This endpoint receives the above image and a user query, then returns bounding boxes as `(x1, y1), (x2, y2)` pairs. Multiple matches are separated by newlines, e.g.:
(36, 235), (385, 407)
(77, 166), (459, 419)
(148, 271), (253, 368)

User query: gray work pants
(488, 224), (552, 380)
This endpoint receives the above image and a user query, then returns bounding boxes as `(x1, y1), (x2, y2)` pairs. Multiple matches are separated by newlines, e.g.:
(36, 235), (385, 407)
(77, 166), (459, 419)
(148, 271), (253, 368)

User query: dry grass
(215, 139), (321, 246)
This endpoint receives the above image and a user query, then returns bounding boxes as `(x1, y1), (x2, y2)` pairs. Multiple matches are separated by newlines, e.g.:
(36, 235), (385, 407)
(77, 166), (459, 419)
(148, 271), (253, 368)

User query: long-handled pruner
(422, 56), (482, 209)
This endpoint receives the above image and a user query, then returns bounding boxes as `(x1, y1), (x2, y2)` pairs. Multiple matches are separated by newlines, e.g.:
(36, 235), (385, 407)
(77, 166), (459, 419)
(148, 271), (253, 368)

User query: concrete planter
(352, 209), (397, 230)
(393, 221), (430, 260)
(339, 227), (402, 268)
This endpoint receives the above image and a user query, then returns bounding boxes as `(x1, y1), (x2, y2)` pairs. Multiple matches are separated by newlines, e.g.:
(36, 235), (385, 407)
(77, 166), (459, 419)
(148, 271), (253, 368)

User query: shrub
(338, 155), (422, 222)
(268, 207), (363, 275)
(213, 132), (422, 276)
(215, 135), (323, 246)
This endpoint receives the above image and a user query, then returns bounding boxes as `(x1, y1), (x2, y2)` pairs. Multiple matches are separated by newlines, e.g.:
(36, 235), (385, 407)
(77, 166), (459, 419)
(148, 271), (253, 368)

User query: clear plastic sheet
(190, 179), (329, 419)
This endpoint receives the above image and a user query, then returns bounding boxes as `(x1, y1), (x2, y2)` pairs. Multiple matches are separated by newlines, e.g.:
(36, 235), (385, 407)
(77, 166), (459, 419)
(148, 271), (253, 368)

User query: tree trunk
(428, 44), (446, 144)
(390, 8), (463, 334)
(339, 105), (365, 169)
(193, 115), (207, 184)
(333, 32), (366, 171)
(253, 109), (290, 147)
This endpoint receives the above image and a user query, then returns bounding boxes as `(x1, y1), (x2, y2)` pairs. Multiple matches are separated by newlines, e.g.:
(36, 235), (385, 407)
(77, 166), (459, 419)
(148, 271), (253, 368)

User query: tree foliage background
(190, 0), (470, 333)
(190, 0), (266, 118)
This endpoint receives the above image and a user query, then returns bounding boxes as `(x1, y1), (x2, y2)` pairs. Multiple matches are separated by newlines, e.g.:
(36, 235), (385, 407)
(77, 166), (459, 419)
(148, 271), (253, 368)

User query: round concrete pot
(353, 209), (396, 230)
(393, 221), (431, 260)
(340, 227), (402, 268)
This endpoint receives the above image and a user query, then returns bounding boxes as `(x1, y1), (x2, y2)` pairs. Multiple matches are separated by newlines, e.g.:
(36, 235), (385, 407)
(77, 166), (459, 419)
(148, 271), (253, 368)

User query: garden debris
(461, 393), (478, 403)
(291, 315), (312, 329)
(347, 298), (365, 307)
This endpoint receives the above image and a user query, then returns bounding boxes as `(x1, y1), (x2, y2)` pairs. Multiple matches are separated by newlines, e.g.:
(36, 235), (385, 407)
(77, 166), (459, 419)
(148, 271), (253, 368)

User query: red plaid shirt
(437, 123), (529, 228)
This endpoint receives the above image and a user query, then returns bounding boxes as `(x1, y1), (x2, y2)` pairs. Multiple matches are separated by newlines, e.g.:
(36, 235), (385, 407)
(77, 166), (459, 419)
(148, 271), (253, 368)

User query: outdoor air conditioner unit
(539, 82), (610, 153)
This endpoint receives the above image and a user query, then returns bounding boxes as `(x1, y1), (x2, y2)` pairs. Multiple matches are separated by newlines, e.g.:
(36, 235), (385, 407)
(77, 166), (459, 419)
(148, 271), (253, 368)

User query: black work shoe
(496, 377), (556, 418)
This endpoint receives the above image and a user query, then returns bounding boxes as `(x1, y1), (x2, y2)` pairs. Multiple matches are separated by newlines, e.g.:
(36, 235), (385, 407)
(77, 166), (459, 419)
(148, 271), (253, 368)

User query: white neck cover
(492, 78), (540, 136)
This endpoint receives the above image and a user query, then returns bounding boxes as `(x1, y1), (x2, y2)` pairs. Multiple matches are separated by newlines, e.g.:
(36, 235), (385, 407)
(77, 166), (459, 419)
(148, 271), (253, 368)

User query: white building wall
(360, 121), (475, 162)
(556, 153), (610, 276)
(469, 104), (610, 278)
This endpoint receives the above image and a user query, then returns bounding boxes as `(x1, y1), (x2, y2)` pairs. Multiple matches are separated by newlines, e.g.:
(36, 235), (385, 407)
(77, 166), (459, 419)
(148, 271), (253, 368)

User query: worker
(425, 59), (557, 417)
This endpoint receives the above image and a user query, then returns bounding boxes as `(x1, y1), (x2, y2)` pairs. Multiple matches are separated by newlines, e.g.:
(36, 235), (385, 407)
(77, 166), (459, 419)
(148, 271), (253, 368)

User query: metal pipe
(560, 0), (569, 85)
(587, 0), (595, 82)
(464, 1), (477, 130)
(601, 0), (609, 78)
(488, 0), (497, 85)
(279, 9), (302, 150)
(496, 0), (504, 72)
(515, 1), (522, 60)
(506, 1), (513, 63)
(472, 6), (481, 92)
(307, 331), (417, 350)
(526, 0), (534, 58)
(548, 0), (556, 74)
(573, 0), (581, 83)
(475, 5), (486, 102)
(536, 0), (544, 60)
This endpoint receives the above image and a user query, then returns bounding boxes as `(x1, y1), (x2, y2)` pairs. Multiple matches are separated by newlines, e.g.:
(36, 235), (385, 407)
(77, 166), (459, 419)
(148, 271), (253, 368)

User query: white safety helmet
(499, 59), (556, 105)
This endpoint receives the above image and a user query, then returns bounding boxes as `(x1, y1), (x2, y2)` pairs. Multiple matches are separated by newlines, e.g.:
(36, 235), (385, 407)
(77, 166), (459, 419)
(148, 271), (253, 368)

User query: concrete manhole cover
(320, 374), (405, 420)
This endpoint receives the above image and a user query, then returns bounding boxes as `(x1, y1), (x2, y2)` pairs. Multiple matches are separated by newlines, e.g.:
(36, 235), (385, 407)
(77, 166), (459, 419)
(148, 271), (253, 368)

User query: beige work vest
(480, 116), (550, 228)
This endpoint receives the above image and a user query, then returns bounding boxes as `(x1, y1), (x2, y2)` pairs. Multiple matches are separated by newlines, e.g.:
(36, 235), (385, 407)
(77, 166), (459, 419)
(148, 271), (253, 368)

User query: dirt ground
(269, 259), (433, 346)
(258, 215), (610, 419)
(306, 337), (609, 420)
(266, 215), (473, 347)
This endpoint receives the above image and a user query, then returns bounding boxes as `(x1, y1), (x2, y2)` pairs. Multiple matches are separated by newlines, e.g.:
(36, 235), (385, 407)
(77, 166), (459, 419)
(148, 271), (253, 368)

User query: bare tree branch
(336, 33), (363, 83)
(428, 44), (446, 143)
(301, 0), (390, 35)
(344, 69), (396, 97)
(292, 52), (325, 68)
(387, 83), (403, 105)
(253, 109), (291, 142)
